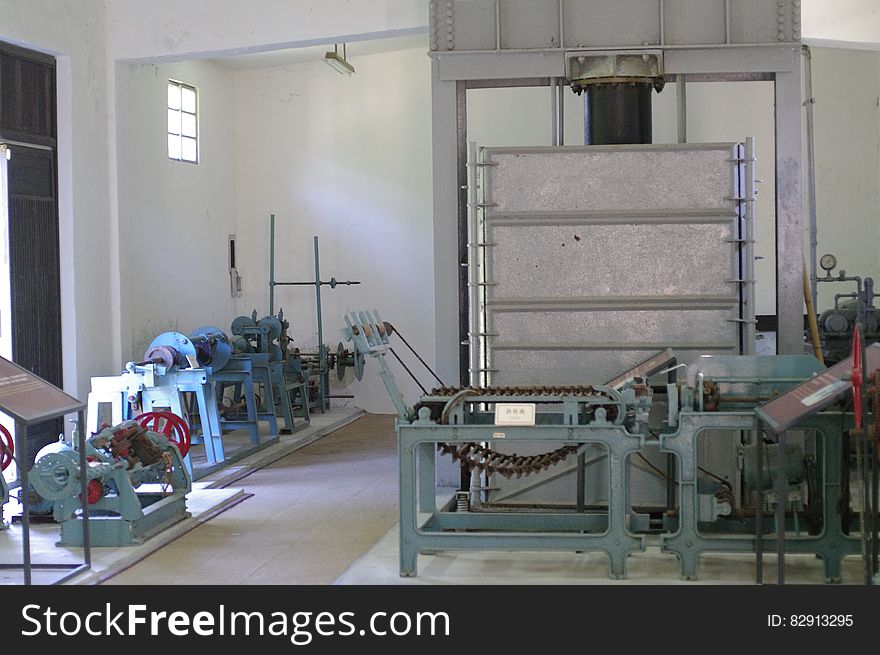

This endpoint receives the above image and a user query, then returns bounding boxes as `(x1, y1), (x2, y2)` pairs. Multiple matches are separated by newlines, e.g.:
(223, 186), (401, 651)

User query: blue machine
(29, 420), (190, 546)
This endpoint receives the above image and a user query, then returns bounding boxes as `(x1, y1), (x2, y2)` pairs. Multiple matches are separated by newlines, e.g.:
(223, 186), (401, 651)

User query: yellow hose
(804, 259), (825, 365)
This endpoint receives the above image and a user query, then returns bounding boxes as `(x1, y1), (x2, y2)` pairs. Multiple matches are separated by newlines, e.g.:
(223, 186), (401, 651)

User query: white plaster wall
(803, 0), (880, 45)
(106, 0), (428, 61)
(115, 60), (237, 359)
(808, 47), (880, 311)
(231, 47), (433, 414)
(0, 0), (113, 402)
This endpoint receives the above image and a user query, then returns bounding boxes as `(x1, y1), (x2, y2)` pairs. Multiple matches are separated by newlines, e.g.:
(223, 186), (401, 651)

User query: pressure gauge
(819, 253), (837, 272)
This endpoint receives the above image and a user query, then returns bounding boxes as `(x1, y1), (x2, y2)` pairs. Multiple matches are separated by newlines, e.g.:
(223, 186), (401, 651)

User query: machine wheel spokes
(0, 424), (13, 471)
(135, 411), (191, 457)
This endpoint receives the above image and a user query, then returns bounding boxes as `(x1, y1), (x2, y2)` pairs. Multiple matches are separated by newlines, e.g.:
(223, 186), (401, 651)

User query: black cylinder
(584, 83), (653, 145)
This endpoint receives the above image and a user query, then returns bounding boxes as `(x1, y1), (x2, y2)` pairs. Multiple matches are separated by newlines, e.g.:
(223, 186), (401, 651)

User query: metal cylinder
(584, 83), (653, 145)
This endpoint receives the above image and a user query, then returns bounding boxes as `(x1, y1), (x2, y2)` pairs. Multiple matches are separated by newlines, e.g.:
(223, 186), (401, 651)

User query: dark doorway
(1, 42), (63, 466)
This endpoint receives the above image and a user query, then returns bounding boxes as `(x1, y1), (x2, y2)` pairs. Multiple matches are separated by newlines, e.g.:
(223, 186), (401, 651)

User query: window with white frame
(167, 80), (198, 163)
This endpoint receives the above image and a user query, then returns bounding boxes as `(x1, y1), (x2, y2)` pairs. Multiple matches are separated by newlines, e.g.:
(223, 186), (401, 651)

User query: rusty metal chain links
(437, 442), (578, 479)
(426, 385), (615, 478)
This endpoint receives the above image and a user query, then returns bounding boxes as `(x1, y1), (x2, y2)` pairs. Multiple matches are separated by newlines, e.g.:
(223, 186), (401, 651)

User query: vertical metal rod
(269, 214), (276, 315)
(457, 81), (470, 387)
(724, 0), (731, 44)
(676, 74), (687, 144)
(871, 440), (880, 583)
(803, 46), (819, 312)
(659, 0), (665, 45)
(78, 410), (90, 569)
(314, 236), (327, 411)
(666, 454), (676, 510)
(550, 78), (559, 146)
(776, 431), (786, 585)
(557, 78), (565, 146)
(755, 427), (764, 583)
(494, 0), (501, 51)
(558, 0), (564, 49)
(743, 137), (758, 354)
(576, 453), (585, 512)
(467, 141), (480, 388)
(16, 421), (30, 585)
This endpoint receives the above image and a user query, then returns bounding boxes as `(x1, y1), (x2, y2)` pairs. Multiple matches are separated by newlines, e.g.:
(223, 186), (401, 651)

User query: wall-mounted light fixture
(325, 43), (355, 76)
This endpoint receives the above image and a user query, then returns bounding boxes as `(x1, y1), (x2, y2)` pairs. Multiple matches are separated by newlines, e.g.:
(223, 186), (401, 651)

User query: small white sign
(494, 403), (536, 426)
(801, 379), (850, 407)
(492, 432), (506, 440)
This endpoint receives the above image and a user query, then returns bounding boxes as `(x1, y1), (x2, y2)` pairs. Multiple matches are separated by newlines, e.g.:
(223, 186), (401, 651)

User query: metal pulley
(189, 326), (233, 371)
(30, 451), (89, 501)
(143, 332), (199, 369)
(335, 341), (365, 381)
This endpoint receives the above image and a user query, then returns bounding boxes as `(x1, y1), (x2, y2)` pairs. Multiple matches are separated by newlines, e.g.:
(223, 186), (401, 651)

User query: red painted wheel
(852, 325), (863, 430)
(135, 411), (191, 457)
(87, 479), (103, 504)
(0, 424), (13, 471)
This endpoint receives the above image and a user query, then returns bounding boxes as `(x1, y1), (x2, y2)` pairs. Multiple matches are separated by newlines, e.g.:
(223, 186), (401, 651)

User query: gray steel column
(431, 64), (461, 387)
(432, 64), (463, 488)
(774, 52), (805, 355)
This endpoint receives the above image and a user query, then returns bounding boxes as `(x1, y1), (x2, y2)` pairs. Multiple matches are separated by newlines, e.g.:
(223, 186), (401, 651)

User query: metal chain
(427, 385), (600, 398)
(438, 442), (578, 479)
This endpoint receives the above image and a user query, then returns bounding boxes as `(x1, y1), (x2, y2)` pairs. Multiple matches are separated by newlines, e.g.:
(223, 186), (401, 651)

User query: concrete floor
(0, 407), (363, 585)
(102, 412), (399, 585)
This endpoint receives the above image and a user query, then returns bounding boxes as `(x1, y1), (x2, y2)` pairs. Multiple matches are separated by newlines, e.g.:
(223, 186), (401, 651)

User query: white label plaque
(494, 403), (536, 426)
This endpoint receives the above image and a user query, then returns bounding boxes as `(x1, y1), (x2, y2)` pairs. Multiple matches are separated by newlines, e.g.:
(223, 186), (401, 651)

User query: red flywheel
(0, 424), (13, 472)
(852, 325), (863, 430)
(135, 411), (191, 457)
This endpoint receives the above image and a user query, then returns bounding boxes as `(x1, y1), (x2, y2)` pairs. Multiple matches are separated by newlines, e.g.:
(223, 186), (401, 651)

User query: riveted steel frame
(432, 45), (805, 390)
(398, 409), (859, 580)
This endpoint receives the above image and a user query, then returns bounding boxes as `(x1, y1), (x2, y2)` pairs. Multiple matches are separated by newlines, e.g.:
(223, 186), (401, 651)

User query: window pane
(168, 109), (181, 134)
(167, 83), (181, 110)
(181, 86), (196, 113)
(181, 137), (197, 162)
(168, 134), (181, 159)
(181, 112), (196, 137)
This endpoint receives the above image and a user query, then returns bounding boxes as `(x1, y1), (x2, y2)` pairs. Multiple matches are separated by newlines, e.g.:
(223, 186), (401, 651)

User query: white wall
(809, 47), (880, 311)
(115, 60), (238, 359)
(803, 0), (880, 45)
(0, 0), (114, 403)
(231, 47), (433, 413)
(106, 0), (428, 61)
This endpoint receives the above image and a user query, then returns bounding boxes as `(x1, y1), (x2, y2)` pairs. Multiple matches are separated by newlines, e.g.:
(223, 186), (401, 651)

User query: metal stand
(0, 356), (90, 584)
(268, 215), (360, 411)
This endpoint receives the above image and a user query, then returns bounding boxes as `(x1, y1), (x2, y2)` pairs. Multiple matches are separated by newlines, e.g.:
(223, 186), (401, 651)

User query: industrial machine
(0, 424), (12, 529)
(815, 254), (879, 364)
(28, 415), (190, 546)
(343, 310), (878, 582)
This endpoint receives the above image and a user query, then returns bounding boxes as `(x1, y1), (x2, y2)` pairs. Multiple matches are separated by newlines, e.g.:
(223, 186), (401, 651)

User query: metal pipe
(776, 431), (786, 585)
(551, 77), (559, 146)
(576, 452), (585, 512)
(803, 46), (819, 312)
(676, 74), (687, 143)
(467, 141), (480, 388)
(16, 421), (30, 584)
(314, 236), (327, 411)
(755, 427), (764, 584)
(744, 137), (757, 354)
(269, 214), (276, 315)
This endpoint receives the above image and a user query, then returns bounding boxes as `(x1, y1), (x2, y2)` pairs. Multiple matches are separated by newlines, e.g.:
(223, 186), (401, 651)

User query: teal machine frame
(343, 310), (872, 581)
